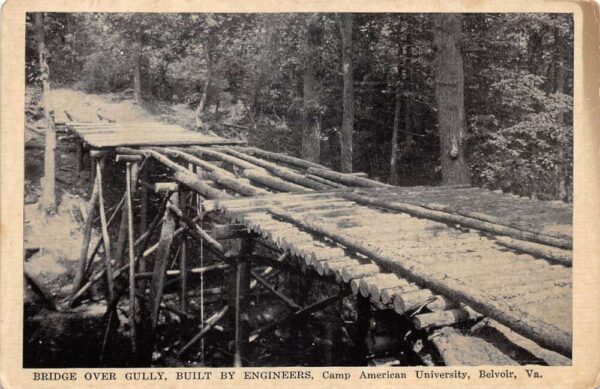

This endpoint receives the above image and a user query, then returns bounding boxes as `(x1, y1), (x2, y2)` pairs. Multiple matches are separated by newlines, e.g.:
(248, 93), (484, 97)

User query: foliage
(26, 12), (573, 200)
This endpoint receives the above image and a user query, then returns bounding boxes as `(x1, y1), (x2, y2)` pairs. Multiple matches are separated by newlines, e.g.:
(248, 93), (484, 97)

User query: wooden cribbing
(393, 289), (434, 314)
(235, 146), (330, 171)
(425, 295), (461, 312)
(381, 284), (420, 305)
(306, 167), (388, 187)
(342, 192), (572, 249)
(265, 206), (572, 357)
(369, 275), (409, 302)
(413, 306), (481, 330)
(313, 255), (348, 275)
(324, 258), (360, 277)
(359, 273), (398, 298)
(341, 263), (380, 283)
(350, 278), (362, 295)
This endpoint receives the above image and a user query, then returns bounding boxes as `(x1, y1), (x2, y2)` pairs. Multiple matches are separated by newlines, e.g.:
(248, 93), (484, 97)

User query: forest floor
(23, 86), (360, 368)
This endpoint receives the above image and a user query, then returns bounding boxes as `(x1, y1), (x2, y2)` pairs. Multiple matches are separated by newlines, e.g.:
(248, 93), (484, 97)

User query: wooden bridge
(64, 120), (572, 366)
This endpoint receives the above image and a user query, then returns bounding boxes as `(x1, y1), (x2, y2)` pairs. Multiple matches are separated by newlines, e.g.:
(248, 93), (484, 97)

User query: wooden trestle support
(65, 137), (572, 367)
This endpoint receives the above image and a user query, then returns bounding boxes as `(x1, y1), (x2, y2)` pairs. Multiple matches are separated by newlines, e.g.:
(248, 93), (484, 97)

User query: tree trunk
(301, 14), (322, 163)
(250, 14), (275, 118)
(133, 32), (143, 105)
(35, 13), (57, 213)
(389, 24), (405, 185)
(554, 26), (569, 202)
(338, 13), (354, 173)
(433, 14), (471, 185)
(389, 86), (401, 185)
(196, 36), (214, 131)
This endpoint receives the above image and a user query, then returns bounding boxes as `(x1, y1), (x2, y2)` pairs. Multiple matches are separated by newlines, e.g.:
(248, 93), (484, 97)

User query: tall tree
(195, 33), (214, 130)
(433, 14), (471, 185)
(35, 12), (57, 213)
(338, 13), (354, 172)
(132, 29), (143, 104)
(301, 14), (323, 163)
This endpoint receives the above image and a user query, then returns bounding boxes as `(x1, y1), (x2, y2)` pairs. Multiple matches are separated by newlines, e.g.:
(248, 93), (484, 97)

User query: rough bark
(196, 35), (215, 131)
(223, 149), (330, 190)
(242, 169), (309, 193)
(301, 14), (322, 163)
(35, 13), (57, 213)
(306, 167), (387, 188)
(433, 14), (471, 185)
(338, 13), (354, 173)
(389, 57), (402, 185)
(132, 32), (143, 105)
(237, 146), (329, 170)
(554, 26), (570, 202)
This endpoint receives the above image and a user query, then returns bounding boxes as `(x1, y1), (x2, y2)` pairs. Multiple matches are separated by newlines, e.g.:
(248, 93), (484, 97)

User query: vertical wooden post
(149, 189), (178, 329)
(89, 155), (97, 193)
(115, 206), (129, 266)
(231, 235), (254, 367)
(69, 173), (100, 304)
(115, 160), (140, 266)
(96, 159), (115, 305)
(179, 189), (188, 312)
(126, 162), (137, 354)
(355, 295), (371, 365)
(76, 140), (84, 172)
(139, 169), (148, 248)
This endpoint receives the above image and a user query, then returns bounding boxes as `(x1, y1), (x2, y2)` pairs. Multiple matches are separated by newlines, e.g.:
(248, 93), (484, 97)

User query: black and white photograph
(21, 11), (574, 370)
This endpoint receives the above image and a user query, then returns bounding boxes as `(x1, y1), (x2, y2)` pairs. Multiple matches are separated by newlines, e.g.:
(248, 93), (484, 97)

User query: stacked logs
(86, 143), (572, 364)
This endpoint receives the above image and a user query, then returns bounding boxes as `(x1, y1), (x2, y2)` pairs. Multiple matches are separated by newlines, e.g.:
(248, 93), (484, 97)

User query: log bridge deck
(64, 120), (573, 366)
